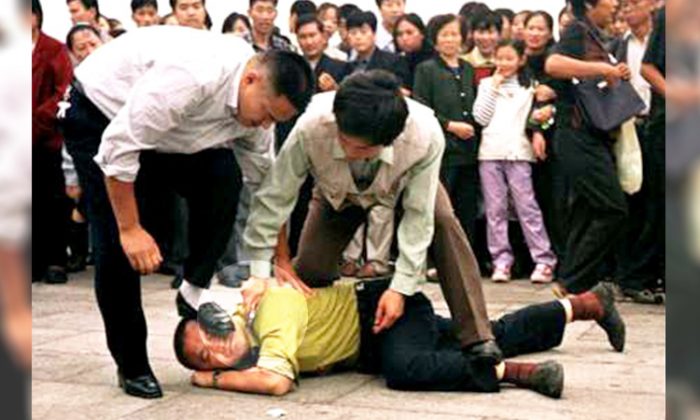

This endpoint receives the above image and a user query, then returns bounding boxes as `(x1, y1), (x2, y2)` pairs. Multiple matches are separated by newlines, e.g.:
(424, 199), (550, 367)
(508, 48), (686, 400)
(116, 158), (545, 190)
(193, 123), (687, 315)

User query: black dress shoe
(591, 283), (626, 352)
(464, 339), (503, 365)
(118, 371), (163, 399)
(198, 302), (236, 338)
(176, 292), (197, 319)
(44, 267), (68, 284)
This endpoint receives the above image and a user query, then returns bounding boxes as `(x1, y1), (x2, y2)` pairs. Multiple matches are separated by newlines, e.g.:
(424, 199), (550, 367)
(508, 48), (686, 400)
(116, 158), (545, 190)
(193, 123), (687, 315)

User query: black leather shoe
(118, 371), (163, 399)
(591, 283), (626, 352)
(44, 267), (68, 284)
(198, 301), (236, 338)
(464, 340), (503, 365)
(176, 292), (197, 320)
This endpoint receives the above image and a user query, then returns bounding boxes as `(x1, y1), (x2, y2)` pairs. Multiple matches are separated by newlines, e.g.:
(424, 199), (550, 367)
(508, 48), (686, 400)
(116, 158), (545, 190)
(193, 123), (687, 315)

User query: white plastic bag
(613, 118), (643, 194)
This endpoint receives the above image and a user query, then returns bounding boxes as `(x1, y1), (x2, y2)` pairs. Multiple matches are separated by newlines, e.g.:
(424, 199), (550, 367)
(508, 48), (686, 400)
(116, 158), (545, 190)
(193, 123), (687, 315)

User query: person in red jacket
(32, 0), (74, 284)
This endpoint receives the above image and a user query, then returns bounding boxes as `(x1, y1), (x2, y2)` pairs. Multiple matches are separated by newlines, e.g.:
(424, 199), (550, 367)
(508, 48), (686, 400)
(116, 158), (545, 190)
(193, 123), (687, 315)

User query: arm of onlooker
(391, 117), (445, 296)
(473, 78), (499, 127)
(545, 54), (619, 81)
(33, 46), (73, 144)
(641, 63), (666, 97)
(192, 367), (293, 396)
(245, 125), (312, 280)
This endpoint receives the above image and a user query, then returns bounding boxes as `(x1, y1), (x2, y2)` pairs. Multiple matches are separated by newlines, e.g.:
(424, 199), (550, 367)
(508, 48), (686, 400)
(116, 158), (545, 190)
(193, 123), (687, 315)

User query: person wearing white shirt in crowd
(59, 26), (314, 400)
(375, 0), (405, 53)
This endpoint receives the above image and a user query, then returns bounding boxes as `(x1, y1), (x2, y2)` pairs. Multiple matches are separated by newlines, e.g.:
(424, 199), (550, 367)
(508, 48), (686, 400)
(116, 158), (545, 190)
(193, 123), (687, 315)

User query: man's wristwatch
(212, 370), (222, 389)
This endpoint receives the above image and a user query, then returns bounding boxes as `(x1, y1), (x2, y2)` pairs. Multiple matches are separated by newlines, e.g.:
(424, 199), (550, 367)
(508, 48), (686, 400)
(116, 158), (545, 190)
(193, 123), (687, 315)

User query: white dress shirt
(625, 30), (652, 116)
(375, 22), (396, 53)
(75, 26), (274, 184)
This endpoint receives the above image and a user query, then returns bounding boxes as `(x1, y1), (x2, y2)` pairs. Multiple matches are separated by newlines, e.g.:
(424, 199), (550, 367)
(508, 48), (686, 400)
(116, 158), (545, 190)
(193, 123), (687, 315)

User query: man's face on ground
(237, 68), (298, 128)
(133, 6), (159, 27)
(379, 0), (405, 29)
(338, 133), (384, 161)
(348, 24), (376, 55)
(297, 22), (325, 60)
(181, 321), (247, 371)
(67, 0), (96, 26)
(249, 1), (277, 36)
(174, 0), (206, 29)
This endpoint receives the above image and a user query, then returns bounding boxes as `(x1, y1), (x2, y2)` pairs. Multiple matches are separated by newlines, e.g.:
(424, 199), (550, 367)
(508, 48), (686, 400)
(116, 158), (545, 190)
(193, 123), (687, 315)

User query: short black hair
(570, 0), (599, 20)
(260, 50), (315, 113)
(290, 0), (316, 17)
(458, 2), (490, 21)
(169, 0), (205, 10)
(66, 23), (101, 51)
(32, 0), (43, 29)
(427, 13), (465, 46)
(339, 4), (361, 21)
(173, 318), (198, 370)
(222, 12), (251, 34)
(333, 70), (408, 147)
(375, 0), (405, 7)
(249, 0), (277, 8)
(131, 0), (157, 13)
(66, 0), (100, 17)
(494, 8), (515, 22)
(346, 10), (377, 33)
(471, 11), (503, 33)
(296, 13), (324, 34)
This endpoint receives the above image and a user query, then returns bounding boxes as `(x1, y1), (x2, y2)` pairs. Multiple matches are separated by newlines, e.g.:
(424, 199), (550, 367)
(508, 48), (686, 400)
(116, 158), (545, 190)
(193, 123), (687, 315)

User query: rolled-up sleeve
(244, 125), (311, 279)
(391, 118), (445, 295)
(94, 66), (201, 182)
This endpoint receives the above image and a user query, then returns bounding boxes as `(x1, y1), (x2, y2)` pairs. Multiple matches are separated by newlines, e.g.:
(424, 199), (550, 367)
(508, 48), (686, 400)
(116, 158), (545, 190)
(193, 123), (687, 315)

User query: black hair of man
(296, 13), (324, 34)
(249, 0), (278, 8)
(427, 13), (466, 47)
(131, 0), (157, 13)
(494, 8), (515, 22)
(471, 10), (503, 33)
(66, 0), (100, 17)
(375, 0), (405, 7)
(346, 10), (377, 33)
(32, 0), (43, 29)
(339, 4), (361, 21)
(333, 70), (409, 147)
(260, 50), (315, 113)
(169, 0), (205, 10)
(291, 0), (316, 17)
(458, 2), (489, 20)
(570, 0), (599, 20)
(65, 23), (101, 50)
(173, 318), (198, 370)
(222, 12), (251, 34)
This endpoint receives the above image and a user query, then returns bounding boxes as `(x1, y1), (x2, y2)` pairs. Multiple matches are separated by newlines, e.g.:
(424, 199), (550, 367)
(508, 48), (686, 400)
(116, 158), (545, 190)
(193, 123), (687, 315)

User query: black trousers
(32, 148), (71, 278)
(440, 164), (478, 246)
(62, 87), (242, 377)
(355, 280), (566, 392)
(557, 126), (628, 293)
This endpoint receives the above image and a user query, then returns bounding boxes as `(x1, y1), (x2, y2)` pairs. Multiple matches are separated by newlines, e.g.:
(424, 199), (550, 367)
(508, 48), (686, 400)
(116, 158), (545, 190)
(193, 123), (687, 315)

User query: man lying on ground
(173, 279), (625, 399)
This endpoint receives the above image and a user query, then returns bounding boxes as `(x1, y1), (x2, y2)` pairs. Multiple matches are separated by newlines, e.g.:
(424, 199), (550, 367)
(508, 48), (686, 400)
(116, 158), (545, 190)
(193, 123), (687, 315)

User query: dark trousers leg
(559, 129), (628, 293)
(32, 148), (70, 278)
(138, 149), (242, 288)
(440, 164), (478, 245)
(432, 184), (494, 347)
(379, 293), (499, 392)
(288, 176), (314, 258)
(491, 301), (567, 358)
(294, 194), (366, 286)
(63, 91), (150, 378)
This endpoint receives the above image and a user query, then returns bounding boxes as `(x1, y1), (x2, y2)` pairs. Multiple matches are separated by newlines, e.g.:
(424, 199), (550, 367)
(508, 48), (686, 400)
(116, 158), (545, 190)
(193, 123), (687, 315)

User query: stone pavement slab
(32, 271), (665, 419)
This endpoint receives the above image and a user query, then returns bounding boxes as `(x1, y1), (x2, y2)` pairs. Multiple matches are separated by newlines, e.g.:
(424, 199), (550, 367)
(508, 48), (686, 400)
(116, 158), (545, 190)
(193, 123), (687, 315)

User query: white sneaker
(491, 266), (511, 283)
(530, 264), (554, 283)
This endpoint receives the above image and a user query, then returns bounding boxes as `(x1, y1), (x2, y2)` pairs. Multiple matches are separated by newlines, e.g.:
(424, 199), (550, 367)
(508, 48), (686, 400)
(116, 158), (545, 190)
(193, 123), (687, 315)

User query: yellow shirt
(248, 284), (361, 381)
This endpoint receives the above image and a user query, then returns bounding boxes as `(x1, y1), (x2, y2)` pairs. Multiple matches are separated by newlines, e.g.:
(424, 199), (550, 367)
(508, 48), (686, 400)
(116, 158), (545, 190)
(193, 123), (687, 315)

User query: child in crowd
(473, 39), (556, 283)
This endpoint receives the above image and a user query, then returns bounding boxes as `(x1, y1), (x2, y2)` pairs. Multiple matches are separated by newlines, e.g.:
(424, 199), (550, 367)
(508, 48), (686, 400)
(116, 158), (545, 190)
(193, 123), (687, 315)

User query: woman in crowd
(545, 0), (631, 296)
(413, 14), (479, 245)
(66, 23), (104, 64)
(221, 12), (251, 37)
(393, 13), (434, 91)
(473, 39), (557, 283)
(318, 2), (341, 48)
(510, 10), (531, 41)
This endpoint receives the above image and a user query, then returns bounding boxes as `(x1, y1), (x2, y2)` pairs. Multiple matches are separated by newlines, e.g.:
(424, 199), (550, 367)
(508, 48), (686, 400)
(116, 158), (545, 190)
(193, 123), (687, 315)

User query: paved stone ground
(32, 270), (665, 420)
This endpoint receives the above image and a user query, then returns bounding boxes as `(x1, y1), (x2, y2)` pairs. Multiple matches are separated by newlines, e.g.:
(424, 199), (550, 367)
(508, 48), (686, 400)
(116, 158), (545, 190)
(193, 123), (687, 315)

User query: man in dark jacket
(296, 14), (350, 93)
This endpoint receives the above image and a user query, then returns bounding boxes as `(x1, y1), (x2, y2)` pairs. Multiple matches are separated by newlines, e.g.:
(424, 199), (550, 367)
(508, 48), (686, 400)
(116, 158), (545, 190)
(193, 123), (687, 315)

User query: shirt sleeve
(553, 22), (587, 60)
(390, 116), (446, 295)
(254, 288), (308, 381)
(93, 66), (202, 182)
(244, 123), (312, 279)
(473, 78), (499, 127)
(231, 127), (274, 193)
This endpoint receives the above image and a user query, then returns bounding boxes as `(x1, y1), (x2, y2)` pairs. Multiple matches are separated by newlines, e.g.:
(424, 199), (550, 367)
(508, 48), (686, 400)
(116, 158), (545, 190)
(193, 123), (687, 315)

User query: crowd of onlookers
(32, 0), (667, 305)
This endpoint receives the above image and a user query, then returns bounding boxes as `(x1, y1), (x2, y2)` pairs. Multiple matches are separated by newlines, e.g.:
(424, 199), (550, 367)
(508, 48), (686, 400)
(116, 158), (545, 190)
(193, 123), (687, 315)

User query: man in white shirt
(374, 0), (405, 53)
(61, 25), (314, 399)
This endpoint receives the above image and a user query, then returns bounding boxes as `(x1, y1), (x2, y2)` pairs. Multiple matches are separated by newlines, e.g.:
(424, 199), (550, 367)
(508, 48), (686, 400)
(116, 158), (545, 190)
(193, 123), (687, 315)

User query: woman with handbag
(544, 0), (634, 297)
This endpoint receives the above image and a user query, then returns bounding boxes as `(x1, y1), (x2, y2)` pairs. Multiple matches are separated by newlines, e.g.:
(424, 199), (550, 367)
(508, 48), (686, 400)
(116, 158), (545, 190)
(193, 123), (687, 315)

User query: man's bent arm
(194, 368), (293, 396)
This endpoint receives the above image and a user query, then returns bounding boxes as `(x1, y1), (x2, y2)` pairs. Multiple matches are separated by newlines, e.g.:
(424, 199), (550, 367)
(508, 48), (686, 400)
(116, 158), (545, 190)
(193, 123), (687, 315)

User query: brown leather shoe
(357, 262), (391, 279)
(340, 259), (361, 277)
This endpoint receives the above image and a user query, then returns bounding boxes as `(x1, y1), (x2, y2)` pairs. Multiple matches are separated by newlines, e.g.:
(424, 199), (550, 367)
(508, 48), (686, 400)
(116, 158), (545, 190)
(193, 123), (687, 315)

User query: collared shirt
(75, 26), (273, 184)
(461, 48), (495, 68)
(375, 22), (396, 53)
(244, 92), (445, 296)
(243, 31), (296, 53)
(624, 30), (652, 115)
